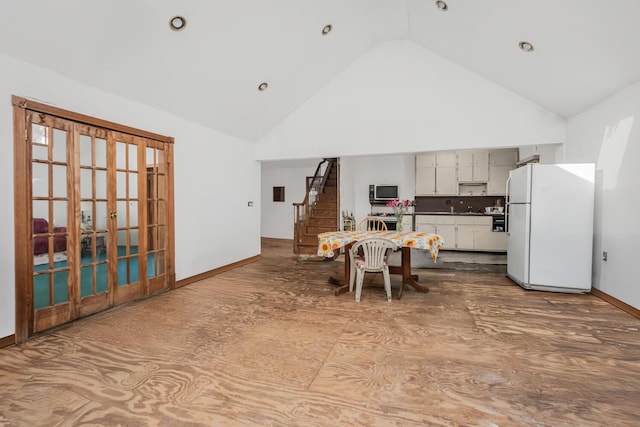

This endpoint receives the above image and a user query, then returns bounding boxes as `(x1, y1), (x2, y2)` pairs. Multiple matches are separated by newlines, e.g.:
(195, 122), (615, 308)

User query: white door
(507, 203), (530, 284)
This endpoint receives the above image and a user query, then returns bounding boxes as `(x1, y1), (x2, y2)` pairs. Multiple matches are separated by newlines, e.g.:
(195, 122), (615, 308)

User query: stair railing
(293, 158), (335, 254)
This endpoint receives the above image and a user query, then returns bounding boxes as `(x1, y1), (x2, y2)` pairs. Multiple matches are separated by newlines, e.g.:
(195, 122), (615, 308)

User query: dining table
(317, 230), (444, 299)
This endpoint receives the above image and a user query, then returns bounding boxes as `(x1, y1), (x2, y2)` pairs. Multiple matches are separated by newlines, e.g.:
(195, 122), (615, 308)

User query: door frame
(12, 96), (176, 344)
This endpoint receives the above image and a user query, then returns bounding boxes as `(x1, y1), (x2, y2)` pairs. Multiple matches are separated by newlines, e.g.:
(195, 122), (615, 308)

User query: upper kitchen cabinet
(490, 149), (518, 166)
(415, 153), (457, 196)
(457, 150), (489, 183)
(415, 153), (436, 195)
(487, 149), (518, 195)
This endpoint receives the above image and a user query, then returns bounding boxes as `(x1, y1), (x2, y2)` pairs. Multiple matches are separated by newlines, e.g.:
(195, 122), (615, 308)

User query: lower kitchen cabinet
(401, 215), (413, 232)
(415, 214), (507, 251)
(476, 225), (507, 251)
(436, 224), (456, 250)
(456, 224), (476, 250)
(457, 216), (507, 251)
(415, 215), (456, 250)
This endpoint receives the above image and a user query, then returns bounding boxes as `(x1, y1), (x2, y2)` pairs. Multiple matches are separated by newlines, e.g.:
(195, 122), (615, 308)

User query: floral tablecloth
(317, 230), (443, 261)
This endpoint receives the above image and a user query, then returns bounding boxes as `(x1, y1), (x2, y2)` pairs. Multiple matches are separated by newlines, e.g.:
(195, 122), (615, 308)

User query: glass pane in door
(145, 145), (167, 279)
(32, 122), (70, 310)
(115, 138), (141, 287)
(79, 129), (109, 299)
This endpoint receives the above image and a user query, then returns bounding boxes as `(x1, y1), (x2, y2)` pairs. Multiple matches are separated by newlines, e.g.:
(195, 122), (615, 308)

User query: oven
(372, 215), (397, 230)
(492, 214), (505, 232)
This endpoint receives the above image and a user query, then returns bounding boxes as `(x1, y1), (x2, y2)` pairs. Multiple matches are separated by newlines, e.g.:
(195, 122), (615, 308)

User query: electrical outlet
(602, 251), (608, 261)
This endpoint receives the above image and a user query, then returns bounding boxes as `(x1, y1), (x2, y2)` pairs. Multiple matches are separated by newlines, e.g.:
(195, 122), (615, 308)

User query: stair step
(313, 201), (337, 209)
(311, 213), (336, 220)
(316, 194), (337, 202)
(309, 217), (337, 227)
(298, 234), (320, 245)
(297, 244), (320, 255)
(305, 225), (338, 235)
(310, 207), (336, 216)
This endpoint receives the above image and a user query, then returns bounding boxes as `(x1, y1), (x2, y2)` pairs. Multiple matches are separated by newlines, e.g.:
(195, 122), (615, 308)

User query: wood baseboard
(0, 334), (15, 349)
(175, 255), (261, 288)
(590, 288), (640, 319)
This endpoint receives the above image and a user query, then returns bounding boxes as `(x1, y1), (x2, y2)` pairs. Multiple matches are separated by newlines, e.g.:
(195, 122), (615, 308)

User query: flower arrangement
(386, 198), (414, 231)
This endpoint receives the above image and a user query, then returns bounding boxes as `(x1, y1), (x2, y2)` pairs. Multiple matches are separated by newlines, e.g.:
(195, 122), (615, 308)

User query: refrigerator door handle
(505, 175), (511, 234)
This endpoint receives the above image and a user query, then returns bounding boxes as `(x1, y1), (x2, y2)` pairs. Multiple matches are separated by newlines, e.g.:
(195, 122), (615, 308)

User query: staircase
(293, 158), (339, 255)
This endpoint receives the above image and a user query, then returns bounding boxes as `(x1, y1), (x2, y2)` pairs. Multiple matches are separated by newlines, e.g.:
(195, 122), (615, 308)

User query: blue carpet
(34, 247), (156, 310)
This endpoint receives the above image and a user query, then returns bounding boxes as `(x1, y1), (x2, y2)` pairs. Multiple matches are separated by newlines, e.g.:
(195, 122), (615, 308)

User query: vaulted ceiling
(2, 0), (640, 142)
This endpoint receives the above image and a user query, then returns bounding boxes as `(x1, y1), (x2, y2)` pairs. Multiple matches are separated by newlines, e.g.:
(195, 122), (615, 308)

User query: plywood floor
(1, 238), (639, 426)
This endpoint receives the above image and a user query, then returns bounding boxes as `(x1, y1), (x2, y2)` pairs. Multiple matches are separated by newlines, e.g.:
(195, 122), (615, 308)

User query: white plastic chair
(349, 237), (395, 302)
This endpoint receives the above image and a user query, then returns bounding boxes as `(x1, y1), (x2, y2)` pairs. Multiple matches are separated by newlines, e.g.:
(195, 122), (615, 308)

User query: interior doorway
(13, 96), (175, 343)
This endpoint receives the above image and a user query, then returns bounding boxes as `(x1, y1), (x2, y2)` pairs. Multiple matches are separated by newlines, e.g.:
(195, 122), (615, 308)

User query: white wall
(565, 80), (640, 310)
(261, 159), (321, 239)
(0, 53), (261, 338)
(256, 40), (566, 160)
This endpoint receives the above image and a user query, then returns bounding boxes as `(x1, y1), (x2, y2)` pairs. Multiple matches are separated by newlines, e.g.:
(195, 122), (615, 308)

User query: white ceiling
(2, 0), (640, 142)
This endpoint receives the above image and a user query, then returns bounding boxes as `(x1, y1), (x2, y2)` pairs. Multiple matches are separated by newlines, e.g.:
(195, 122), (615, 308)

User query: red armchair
(33, 218), (67, 255)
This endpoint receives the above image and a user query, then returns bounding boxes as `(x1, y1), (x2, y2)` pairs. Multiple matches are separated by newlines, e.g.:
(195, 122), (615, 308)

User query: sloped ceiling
(1, 1), (639, 142)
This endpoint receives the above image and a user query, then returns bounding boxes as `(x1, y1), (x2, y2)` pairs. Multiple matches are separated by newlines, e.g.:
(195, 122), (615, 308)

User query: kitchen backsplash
(415, 196), (506, 214)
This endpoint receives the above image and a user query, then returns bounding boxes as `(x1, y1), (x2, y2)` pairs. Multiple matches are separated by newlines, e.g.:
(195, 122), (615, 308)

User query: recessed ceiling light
(519, 41), (535, 52)
(169, 16), (187, 31)
(258, 82), (269, 91)
(435, 1), (448, 11)
(322, 24), (332, 35)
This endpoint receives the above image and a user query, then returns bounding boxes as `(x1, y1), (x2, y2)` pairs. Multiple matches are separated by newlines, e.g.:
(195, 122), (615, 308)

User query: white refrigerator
(506, 163), (595, 293)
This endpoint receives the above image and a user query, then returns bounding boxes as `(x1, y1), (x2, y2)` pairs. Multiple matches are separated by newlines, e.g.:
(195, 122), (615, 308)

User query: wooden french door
(13, 96), (175, 342)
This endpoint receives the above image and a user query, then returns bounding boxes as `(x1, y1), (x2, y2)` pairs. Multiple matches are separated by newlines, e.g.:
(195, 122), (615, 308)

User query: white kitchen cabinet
(437, 223), (456, 250)
(487, 165), (512, 195)
(456, 151), (473, 182)
(415, 222), (436, 235)
(415, 153), (457, 196)
(436, 152), (457, 168)
(415, 166), (436, 195)
(473, 151), (489, 182)
(490, 149), (518, 166)
(416, 153), (436, 168)
(415, 215), (456, 250)
(475, 225), (508, 251)
(436, 166), (458, 195)
(455, 216), (480, 250)
(415, 214), (506, 251)
(487, 149), (518, 196)
(457, 216), (506, 251)
(456, 224), (475, 250)
(457, 150), (489, 183)
(401, 215), (413, 232)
